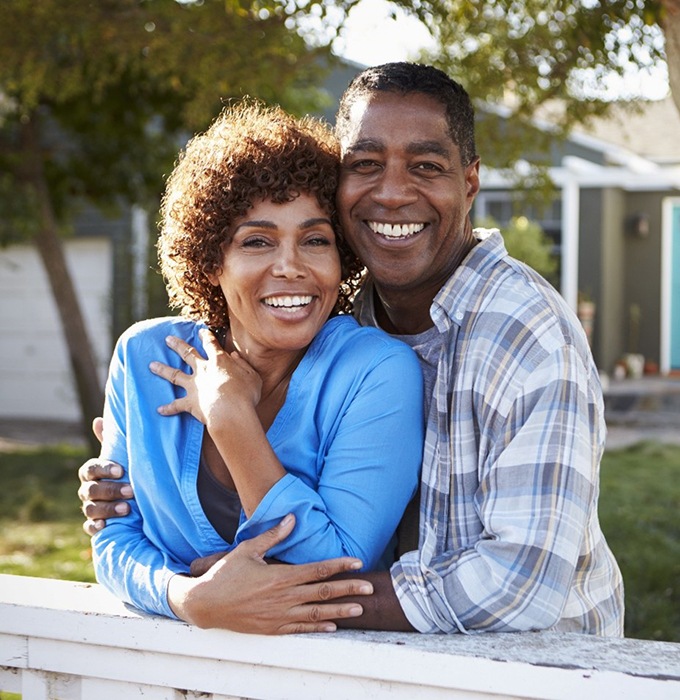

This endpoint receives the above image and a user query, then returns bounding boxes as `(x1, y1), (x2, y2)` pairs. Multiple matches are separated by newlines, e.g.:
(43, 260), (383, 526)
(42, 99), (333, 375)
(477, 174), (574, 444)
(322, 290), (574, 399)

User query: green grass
(599, 441), (680, 642)
(0, 441), (678, 641)
(0, 444), (94, 582)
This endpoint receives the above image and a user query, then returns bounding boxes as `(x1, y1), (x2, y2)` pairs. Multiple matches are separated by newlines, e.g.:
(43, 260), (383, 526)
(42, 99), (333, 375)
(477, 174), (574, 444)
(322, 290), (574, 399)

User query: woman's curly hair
(158, 100), (364, 330)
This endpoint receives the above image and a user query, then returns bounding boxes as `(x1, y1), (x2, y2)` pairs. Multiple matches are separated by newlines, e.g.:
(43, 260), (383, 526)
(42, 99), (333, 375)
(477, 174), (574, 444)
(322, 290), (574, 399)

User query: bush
(477, 215), (558, 285)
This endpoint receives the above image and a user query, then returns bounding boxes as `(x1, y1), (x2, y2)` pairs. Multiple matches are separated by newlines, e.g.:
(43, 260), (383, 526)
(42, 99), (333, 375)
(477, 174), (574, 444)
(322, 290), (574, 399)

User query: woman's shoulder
(315, 315), (420, 366)
(116, 316), (205, 349)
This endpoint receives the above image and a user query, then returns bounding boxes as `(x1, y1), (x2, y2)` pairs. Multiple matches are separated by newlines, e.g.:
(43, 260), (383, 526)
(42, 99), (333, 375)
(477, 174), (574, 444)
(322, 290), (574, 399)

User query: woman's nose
(271, 245), (306, 278)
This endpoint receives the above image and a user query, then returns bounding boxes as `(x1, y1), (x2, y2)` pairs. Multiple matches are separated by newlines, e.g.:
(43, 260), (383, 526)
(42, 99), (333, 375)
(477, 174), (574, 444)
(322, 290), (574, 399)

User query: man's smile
(366, 221), (426, 240)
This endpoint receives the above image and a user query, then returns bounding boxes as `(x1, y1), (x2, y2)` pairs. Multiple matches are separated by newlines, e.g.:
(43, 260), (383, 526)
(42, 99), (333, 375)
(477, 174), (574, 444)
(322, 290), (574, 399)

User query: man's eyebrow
(343, 139), (451, 159)
(343, 138), (385, 154)
(406, 141), (452, 158)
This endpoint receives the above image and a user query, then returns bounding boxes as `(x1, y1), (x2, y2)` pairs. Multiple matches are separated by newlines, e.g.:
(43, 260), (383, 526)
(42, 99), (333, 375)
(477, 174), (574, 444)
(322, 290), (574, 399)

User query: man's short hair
(335, 62), (477, 166)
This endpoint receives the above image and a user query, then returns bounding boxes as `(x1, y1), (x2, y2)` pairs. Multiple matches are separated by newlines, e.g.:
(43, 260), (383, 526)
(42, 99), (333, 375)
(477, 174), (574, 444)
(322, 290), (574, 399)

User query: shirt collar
(430, 228), (507, 332)
(354, 228), (508, 333)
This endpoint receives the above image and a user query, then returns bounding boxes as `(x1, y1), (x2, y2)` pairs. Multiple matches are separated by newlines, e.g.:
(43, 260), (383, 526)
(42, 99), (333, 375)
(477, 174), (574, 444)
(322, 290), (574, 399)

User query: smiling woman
(88, 100), (425, 633)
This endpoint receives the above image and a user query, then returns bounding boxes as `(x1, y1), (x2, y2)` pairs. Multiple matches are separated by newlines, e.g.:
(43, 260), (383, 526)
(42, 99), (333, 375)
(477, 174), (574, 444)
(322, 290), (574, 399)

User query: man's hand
(78, 458), (134, 535)
(170, 514), (374, 634)
(78, 416), (133, 536)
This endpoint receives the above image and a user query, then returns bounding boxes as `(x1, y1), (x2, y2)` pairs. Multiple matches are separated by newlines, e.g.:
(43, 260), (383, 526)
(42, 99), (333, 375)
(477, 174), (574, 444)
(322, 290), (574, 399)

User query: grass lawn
(0, 441), (678, 641)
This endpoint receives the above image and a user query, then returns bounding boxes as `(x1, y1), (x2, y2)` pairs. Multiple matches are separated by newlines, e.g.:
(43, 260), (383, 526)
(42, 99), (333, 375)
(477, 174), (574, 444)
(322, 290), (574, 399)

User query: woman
(92, 101), (424, 626)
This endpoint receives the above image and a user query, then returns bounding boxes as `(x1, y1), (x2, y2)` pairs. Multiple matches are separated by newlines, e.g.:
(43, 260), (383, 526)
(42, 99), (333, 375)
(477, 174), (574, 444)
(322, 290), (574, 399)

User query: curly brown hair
(158, 100), (364, 329)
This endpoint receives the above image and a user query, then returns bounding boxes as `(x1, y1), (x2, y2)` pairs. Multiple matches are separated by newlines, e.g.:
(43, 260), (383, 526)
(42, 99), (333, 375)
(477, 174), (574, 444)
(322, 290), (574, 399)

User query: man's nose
(369, 164), (418, 208)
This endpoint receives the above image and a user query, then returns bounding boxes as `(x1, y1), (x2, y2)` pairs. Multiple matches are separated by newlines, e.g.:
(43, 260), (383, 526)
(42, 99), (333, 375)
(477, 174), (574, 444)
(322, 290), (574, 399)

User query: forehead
(339, 91), (453, 155)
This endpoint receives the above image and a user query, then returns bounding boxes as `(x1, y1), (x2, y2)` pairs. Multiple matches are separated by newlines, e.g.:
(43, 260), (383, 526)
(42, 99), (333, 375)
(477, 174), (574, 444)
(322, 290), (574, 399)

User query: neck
(373, 289), (435, 335)
(373, 231), (477, 336)
(224, 331), (305, 396)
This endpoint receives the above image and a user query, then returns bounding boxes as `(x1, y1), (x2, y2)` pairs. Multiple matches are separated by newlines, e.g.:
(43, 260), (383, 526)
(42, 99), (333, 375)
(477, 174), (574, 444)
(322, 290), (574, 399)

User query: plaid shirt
(355, 229), (624, 636)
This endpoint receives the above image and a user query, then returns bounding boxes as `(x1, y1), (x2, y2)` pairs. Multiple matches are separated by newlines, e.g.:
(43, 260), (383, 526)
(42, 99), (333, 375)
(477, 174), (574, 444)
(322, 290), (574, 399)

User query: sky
(331, 0), (671, 100)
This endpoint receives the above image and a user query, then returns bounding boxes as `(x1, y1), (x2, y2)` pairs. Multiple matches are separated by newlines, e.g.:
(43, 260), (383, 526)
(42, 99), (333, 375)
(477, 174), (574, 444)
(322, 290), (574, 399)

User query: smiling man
(80, 63), (624, 637)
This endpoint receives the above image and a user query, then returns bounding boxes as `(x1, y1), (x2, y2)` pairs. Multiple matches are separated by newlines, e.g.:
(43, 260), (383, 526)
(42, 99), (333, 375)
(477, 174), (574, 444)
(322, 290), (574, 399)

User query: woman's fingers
(165, 335), (201, 365)
(150, 361), (189, 388)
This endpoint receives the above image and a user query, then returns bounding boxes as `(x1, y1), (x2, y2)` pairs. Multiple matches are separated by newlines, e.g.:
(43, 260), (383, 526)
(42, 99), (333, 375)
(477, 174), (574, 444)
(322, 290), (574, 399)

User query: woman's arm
(153, 329), (424, 571)
(95, 323), (372, 631)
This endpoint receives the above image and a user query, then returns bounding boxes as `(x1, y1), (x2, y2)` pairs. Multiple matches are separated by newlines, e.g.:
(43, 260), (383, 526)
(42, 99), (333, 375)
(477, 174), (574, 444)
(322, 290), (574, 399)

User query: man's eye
(348, 159), (381, 171)
(414, 162), (443, 173)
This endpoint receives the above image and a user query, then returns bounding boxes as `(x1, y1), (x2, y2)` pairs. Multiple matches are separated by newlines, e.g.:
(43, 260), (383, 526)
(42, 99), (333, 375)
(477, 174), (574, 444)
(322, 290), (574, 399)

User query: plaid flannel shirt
(355, 229), (624, 636)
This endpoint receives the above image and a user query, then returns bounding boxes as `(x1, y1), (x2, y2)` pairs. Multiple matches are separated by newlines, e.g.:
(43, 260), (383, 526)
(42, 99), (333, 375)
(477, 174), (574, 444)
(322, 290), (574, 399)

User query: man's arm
(332, 570), (415, 632)
(187, 548), (415, 632)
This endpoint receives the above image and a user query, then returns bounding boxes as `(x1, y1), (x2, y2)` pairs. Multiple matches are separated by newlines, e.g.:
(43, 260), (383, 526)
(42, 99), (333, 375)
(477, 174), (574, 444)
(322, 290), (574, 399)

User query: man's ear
(466, 157), (481, 200)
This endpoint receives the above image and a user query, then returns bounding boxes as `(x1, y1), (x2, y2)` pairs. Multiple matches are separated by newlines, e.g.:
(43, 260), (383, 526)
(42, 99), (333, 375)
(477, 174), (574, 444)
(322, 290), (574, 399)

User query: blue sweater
(92, 315), (424, 618)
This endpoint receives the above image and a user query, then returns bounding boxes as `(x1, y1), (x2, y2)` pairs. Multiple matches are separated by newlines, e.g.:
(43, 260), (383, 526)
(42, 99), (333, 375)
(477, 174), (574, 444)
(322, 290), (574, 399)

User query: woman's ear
(206, 269), (221, 286)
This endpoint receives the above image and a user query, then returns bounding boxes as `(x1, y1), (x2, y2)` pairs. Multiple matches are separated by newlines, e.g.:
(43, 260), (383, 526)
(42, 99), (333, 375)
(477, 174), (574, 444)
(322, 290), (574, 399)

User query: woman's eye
(241, 236), (270, 248)
(306, 235), (332, 247)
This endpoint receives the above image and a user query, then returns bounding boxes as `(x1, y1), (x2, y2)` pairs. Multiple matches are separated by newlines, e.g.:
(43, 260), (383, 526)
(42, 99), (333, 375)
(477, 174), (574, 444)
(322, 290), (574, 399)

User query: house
(476, 97), (680, 375)
(1, 68), (679, 424)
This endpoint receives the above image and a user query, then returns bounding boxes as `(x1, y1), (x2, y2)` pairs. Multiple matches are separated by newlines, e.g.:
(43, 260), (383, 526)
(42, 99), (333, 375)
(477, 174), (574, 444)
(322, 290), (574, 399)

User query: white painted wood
(1, 575), (679, 700)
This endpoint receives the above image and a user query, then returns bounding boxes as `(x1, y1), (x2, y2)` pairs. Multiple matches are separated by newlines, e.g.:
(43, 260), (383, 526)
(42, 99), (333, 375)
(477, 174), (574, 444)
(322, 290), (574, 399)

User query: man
(79, 62), (624, 636)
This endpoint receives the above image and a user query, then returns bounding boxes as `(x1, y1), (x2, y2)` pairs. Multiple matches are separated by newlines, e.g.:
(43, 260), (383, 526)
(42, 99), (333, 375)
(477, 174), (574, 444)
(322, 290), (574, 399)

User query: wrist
(167, 573), (203, 626)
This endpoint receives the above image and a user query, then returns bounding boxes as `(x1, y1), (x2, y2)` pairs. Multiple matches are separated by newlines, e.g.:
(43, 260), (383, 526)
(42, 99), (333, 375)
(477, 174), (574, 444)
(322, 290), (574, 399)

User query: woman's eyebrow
(234, 219), (276, 232)
(300, 217), (333, 229)
(234, 217), (332, 232)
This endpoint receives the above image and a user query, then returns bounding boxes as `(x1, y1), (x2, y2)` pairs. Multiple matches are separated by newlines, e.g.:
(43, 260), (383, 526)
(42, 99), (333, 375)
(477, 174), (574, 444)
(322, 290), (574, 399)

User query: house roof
(572, 97), (680, 164)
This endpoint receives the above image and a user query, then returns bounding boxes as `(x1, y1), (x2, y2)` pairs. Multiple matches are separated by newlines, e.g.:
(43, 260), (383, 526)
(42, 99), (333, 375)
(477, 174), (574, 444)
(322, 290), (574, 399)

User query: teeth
(263, 295), (313, 310)
(368, 222), (425, 239)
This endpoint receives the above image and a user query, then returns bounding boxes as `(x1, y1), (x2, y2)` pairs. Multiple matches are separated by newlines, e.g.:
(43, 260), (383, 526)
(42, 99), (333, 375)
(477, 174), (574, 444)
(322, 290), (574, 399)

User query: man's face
(337, 91), (480, 302)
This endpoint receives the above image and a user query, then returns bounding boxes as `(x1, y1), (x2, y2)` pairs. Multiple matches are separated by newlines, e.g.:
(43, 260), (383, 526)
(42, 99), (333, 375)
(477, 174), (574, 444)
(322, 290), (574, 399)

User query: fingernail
(348, 605), (363, 617)
(149, 361), (159, 373)
(94, 520), (104, 530)
(110, 465), (123, 478)
(358, 584), (373, 595)
(114, 503), (130, 514)
(349, 560), (363, 570)
(281, 513), (294, 526)
(320, 624), (336, 633)
(120, 485), (133, 497)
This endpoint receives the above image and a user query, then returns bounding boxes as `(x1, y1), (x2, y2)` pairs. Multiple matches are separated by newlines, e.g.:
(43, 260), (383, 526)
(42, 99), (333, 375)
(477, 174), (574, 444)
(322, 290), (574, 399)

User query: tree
(390, 0), (678, 169)
(0, 0), (349, 448)
(664, 0), (680, 111)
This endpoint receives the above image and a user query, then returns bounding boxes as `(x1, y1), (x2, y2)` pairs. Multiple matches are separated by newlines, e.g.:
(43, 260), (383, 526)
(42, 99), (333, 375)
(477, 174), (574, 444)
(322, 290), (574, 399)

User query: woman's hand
(150, 329), (262, 428)
(168, 514), (373, 634)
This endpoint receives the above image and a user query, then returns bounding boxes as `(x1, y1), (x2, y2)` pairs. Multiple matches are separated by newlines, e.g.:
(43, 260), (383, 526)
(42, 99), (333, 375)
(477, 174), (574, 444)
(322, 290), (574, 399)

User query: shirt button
(455, 311), (464, 320)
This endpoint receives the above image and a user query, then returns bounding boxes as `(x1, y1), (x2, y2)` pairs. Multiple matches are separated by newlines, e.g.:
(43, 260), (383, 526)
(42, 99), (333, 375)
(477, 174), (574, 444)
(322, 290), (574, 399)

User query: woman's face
(209, 194), (341, 356)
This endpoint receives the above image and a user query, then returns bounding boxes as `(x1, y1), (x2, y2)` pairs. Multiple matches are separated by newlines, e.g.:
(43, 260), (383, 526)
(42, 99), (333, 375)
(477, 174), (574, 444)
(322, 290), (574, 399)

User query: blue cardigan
(92, 315), (424, 618)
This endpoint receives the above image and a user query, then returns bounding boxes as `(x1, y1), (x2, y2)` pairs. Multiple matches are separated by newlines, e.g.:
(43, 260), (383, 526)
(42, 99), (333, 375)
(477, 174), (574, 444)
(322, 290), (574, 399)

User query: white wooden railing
(1, 574), (679, 700)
